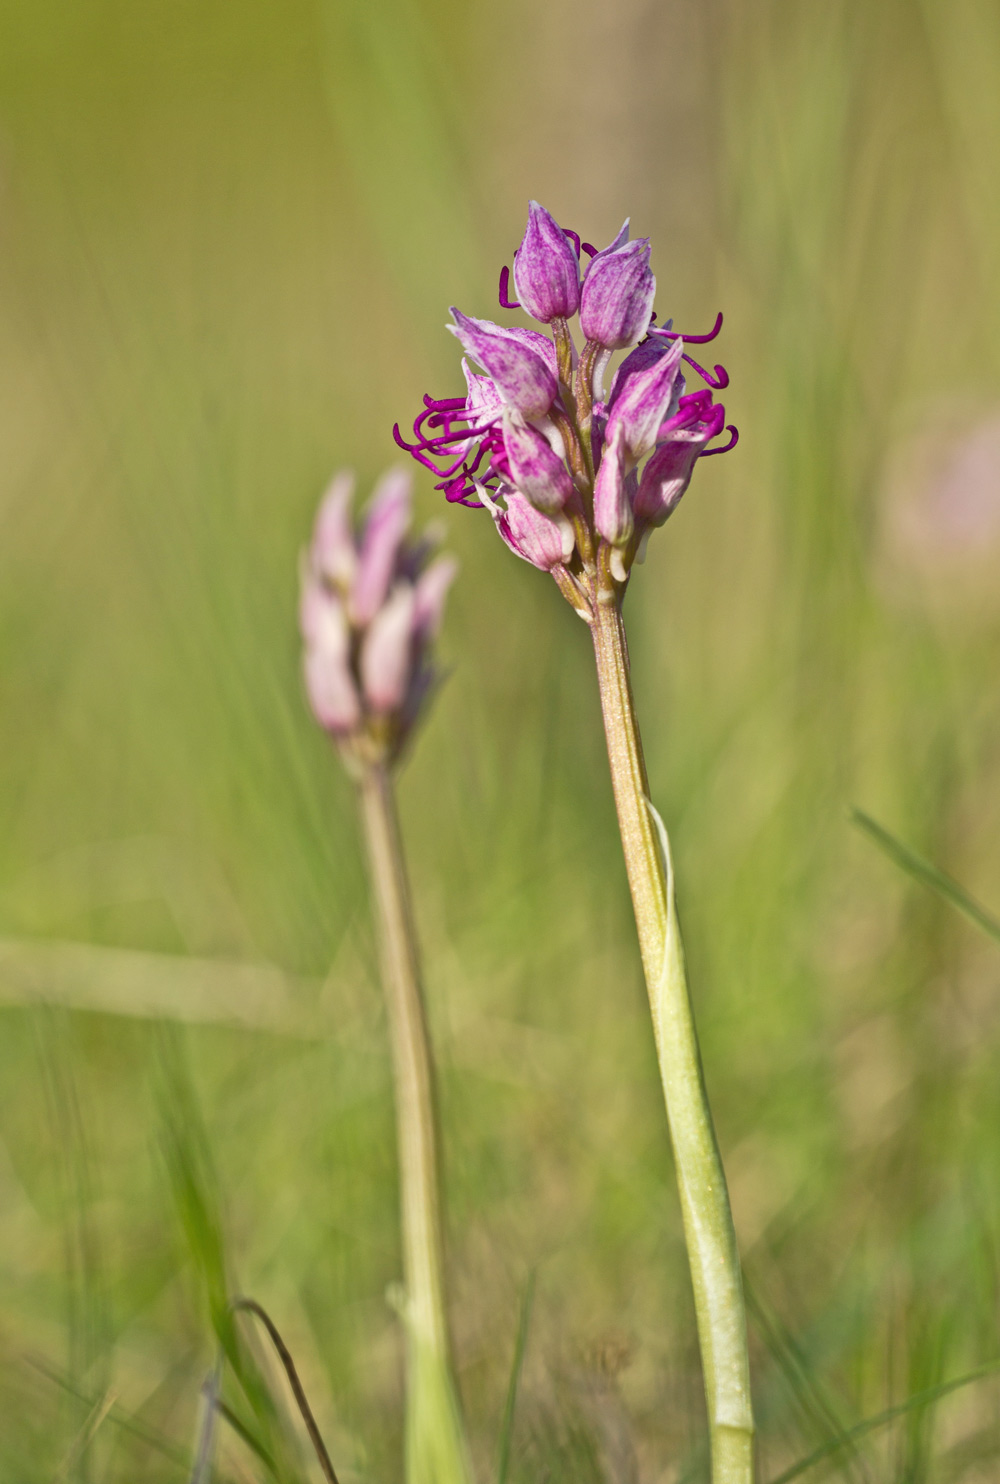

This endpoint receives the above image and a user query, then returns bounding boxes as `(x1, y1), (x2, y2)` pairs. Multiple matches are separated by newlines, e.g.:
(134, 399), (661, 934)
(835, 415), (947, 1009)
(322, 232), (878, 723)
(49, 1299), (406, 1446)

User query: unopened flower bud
(606, 337), (685, 464)
(513, 201), (581, 323)
(351, 469), (412, 625)
(311, 471), (357, 589)
(413, 554), (459, 638)
(580, 222), (656, 350)
(301, 579), (362, 733)
(360, 582), (417, 714)
(502, 411), (575, 513)
(449, 310), (558, 419)
(594, 420), (634, 549)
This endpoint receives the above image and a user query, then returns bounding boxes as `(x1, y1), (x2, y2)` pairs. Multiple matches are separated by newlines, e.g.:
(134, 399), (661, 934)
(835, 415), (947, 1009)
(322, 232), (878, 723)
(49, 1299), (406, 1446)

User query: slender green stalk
(590, 597), (754, 1484)
(357, 761), (472, 1484)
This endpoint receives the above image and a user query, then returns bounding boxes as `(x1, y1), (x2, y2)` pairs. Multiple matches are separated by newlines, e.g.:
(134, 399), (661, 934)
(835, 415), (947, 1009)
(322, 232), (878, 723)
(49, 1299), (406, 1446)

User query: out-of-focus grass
(1, 0), (1000, 1479)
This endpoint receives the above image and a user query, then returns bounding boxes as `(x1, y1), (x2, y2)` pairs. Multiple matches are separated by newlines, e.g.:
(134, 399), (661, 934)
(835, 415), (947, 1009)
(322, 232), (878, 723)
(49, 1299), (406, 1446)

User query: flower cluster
(394, 202), (736, 612)
(300, 469), (456, 766)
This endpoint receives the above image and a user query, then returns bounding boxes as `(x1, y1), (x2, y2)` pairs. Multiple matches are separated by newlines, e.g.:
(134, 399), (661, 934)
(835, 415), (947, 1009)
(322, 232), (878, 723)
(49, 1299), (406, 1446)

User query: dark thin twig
(232, 1296), (340, 1484)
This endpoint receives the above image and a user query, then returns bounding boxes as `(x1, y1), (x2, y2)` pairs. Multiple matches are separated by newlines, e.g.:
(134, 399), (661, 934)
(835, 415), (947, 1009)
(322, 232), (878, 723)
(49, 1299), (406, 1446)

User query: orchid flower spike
(300, 468), (457, 768)
(396, 205), (756, 1484)
(394, 202), (737, 616)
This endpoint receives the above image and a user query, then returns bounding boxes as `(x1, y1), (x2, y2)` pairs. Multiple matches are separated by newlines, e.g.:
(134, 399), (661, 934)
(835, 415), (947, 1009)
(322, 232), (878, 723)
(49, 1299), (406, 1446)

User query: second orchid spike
(301, 468), (457, 767)
(512, 201), (581, 324)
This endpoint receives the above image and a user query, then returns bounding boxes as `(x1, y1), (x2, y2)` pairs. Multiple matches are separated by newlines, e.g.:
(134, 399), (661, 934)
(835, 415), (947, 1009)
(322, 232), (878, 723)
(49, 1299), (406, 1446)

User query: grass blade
(27, 1356), (188, 1468)
(768, 1356), (1000, 1484)
(214, 1401), (279, 1475)
(154, 1028), (300, 1481)
(851, 809), (1000, 944)
(746, 1285), (865, 1483)
(496, 1271), (535, 1484)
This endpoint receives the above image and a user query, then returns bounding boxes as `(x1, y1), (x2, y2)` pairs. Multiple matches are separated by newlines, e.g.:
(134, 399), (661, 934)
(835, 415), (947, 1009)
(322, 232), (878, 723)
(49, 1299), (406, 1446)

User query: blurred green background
(2, 0), (1000, 1478)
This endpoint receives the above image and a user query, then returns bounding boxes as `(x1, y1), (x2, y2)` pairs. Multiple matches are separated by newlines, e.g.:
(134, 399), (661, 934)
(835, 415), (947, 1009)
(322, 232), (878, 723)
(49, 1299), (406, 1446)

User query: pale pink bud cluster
(394, 203), (737, 609)
(300, 469), (456, 762)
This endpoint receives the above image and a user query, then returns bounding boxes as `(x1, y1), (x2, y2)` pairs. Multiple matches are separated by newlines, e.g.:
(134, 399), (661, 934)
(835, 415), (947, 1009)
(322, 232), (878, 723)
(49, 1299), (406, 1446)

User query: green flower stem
(590, 597), (755, 1484)
(357, 761), (472, 1484)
